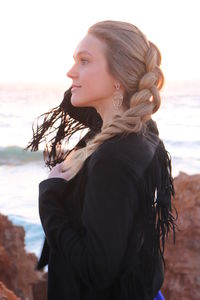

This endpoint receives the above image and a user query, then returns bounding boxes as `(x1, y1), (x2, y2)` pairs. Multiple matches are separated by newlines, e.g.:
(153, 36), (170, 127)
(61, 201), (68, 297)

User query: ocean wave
(0, 146), (43, 165)
(8, 215), (44, 257)
(165, 140), (200, 147)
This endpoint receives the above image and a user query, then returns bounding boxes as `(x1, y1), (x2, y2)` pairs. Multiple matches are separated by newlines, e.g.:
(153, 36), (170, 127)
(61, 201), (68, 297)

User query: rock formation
(162, 172), (200, 300)
(0, 213), (47, 300)
(0, 281), (20, 300)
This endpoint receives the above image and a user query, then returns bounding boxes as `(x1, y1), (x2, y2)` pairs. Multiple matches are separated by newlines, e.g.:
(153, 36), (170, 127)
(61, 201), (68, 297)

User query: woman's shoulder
(88, 131), (162, 177)
(96, 131), (160, 157)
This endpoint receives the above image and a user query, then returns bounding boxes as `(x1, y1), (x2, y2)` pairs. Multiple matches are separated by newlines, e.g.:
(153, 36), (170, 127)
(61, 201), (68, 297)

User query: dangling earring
(112, 83), (123, 109)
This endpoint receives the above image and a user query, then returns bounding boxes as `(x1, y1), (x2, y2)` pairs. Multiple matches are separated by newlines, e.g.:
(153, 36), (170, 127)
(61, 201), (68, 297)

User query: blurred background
(0, 0), (199, 261)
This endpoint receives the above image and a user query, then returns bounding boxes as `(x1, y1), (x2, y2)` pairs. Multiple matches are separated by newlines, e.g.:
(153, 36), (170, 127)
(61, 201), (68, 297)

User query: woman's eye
(80, 58), (89, 65)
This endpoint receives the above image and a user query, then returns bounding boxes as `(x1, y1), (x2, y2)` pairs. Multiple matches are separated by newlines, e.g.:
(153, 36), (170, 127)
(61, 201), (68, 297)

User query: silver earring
(112, 84), (123, 109)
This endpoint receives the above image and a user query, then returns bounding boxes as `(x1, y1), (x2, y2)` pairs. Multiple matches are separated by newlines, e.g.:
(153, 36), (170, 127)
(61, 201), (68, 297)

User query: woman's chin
(71, 96), (88, 108)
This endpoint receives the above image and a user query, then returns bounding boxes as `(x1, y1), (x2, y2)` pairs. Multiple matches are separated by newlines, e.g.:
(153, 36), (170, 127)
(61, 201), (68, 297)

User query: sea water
(0, 81), (199, 258)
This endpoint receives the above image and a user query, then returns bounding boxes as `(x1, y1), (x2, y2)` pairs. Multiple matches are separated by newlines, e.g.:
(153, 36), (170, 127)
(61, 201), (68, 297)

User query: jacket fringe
(139, 138), (177, 271)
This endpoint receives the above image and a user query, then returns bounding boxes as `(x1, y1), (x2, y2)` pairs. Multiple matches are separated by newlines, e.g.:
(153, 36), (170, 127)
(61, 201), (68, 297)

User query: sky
(0, 0), (199, 85)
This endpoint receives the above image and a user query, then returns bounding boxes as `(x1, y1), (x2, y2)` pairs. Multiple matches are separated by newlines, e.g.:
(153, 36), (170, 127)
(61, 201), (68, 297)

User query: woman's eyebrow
(73, 50), (93, 59)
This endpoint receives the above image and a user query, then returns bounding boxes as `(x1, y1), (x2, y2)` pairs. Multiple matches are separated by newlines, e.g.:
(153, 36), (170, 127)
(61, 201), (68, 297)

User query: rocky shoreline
(0, 213), (47, 300)
(162, 172), (200, 299)
(0, 172), (199, 299)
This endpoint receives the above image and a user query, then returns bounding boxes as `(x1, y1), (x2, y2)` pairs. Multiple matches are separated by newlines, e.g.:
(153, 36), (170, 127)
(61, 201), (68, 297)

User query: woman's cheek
(83, 63), (101, 78)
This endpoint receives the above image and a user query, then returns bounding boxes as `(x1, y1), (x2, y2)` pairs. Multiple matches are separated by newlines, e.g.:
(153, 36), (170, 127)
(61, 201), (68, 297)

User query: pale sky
(0, 0), (199, 85)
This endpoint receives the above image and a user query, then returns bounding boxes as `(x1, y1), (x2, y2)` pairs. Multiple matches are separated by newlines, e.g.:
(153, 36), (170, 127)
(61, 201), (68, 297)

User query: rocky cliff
(162, 172), (200, 299)
(0, 213), (47, 300)
(0, 172), (199, 299)
(0, 281), (20, 300)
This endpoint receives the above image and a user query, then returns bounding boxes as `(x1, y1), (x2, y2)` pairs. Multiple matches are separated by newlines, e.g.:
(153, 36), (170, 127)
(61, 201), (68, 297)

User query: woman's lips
(71, 86), (81, 92)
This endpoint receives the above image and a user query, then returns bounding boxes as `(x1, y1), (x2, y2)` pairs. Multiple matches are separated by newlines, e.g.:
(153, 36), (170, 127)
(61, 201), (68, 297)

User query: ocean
(0, 81), (200, 258)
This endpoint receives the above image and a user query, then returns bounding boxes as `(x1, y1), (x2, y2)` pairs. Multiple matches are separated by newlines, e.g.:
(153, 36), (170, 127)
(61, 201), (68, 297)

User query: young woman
(27, 20), (176, 300)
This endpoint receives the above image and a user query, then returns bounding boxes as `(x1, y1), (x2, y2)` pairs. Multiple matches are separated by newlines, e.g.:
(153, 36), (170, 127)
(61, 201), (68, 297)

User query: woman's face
(66, 33), (116, 108)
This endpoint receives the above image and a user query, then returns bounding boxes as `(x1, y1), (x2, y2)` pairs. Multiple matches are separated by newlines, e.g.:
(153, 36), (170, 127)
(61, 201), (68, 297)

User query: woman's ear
(114, 82), (121, 90)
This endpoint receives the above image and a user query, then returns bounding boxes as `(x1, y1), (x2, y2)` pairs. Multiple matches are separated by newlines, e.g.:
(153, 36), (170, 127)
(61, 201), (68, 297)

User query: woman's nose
(66, 64), (78, 79)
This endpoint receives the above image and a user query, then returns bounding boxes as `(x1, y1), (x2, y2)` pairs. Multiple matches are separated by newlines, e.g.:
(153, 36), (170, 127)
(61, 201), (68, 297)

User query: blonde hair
(62, 20), (164, 179)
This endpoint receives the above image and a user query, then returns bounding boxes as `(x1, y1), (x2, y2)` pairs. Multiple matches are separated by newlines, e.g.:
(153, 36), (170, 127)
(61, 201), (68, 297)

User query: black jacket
(38, 130), (172, 300)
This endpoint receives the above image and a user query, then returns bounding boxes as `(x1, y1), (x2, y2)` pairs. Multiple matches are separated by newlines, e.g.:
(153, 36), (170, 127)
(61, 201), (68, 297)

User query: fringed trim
(26, 107), (87, 168)
(25, 87), (102, 168)
(154, 142), (177, 256)
(140, 139), (177, 270)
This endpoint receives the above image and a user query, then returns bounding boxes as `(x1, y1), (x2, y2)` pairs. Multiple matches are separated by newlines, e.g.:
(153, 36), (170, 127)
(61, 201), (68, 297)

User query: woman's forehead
(73, 34), (106, 59)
